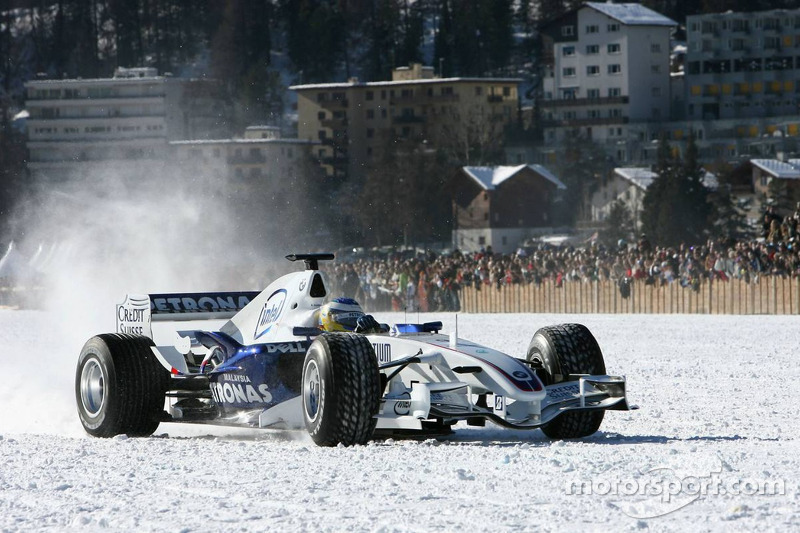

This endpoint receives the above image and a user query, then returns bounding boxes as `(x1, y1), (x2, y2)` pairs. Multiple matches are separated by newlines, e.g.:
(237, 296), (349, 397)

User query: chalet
(750, 159), (800, 215)
(590, 168), (656, 228)
(591, 167), (719, 232)
(452, 165), (566, 254)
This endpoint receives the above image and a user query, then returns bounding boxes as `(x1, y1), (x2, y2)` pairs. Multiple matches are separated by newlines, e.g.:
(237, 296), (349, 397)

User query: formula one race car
(75, 253), (634, 446)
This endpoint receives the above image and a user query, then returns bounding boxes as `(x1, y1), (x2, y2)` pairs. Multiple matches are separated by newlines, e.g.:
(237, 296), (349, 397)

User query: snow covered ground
(1, 310), (798, 532)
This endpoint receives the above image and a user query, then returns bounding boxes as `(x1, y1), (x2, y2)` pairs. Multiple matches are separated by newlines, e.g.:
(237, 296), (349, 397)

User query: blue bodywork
(195, 330), (309, 414)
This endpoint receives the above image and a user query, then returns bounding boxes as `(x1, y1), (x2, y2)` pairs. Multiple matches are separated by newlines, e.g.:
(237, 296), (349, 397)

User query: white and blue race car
(76, 253), (634, 446)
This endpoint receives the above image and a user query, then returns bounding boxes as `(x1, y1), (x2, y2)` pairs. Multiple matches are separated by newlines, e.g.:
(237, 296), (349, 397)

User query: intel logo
(254, 289), (287, 339)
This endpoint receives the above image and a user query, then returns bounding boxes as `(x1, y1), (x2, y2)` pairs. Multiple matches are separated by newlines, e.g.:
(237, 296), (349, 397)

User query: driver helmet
(318, 297), (365, 332)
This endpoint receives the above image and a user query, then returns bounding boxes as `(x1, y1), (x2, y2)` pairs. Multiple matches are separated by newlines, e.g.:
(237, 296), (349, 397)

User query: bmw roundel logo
(512, 370), (529, 379)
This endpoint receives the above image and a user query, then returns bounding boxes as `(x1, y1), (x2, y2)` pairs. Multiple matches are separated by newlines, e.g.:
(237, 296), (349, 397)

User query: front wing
(376, 372), (633, 431)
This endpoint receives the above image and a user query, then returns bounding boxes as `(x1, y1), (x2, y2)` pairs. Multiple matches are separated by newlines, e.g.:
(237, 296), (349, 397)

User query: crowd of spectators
(324, 206), (800, 312)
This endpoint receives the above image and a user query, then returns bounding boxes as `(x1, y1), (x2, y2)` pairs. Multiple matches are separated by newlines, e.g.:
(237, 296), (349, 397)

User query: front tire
(527, 324), (606, 439)
(75, 334), (170, 437)
(302, 333), (381, 446)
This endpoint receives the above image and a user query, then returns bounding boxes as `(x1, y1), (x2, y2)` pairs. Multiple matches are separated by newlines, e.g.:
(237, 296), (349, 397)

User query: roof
(615, 167), (719, 190)
(290, 76), (522, 91)
(462, 165), (566, 191)
(751, 159), (800, 179)
(584, 2), (677, 26)
(614, 168), (657, 190)
(169, 138), (318, 146)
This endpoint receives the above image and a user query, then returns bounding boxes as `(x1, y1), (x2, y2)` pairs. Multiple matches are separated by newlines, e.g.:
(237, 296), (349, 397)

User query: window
(608, 64), (622, 74)
(652, 87), (662, 97)
(651, 43), (661, 53)
(588, 109), (600, 118)
(381, 108), (387, 118)
(587, 88), (600, 99)
(563, 67), (576, 77)
(561, 88), (578, 99)
(563, 45), (575, 56)
(587, 65), (600, 76)
(366, 128), (374, 138)
(562, 25), (574, 37)
(608, 87), (621, 97)
(366, 109), (375, 119)
(503, 86), (511, 96)
(317, 111), (325, 120)
(608, 23), (620, 32)
(651, 65), (661, 74)
(366, 91), (374, 101)
(213, 148), (220, 158)
(586, 44), (599, 54)
(608, 43), (621, 54)
(609, 108), (622, 118)
(586, 24), (599, 34)
(474, 86), (482, 96)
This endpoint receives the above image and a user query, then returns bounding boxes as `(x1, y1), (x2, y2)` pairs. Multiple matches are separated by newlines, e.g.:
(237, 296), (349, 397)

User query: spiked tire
(302, 333), (381, 446)
(527, 324), (606, 439)
(76, 334), (170, 437)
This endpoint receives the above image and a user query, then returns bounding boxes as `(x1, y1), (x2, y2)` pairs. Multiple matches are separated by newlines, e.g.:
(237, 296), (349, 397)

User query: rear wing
(117, 292), (259, 338)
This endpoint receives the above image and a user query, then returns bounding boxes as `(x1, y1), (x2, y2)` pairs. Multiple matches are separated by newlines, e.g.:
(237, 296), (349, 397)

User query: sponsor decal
(264, 342), (306, 354)
(373, 343), (392, 364)
(547, 383), (580, 400)
(394, 400), (411, 416)
(493, 395), (505, 415)
(299, 279), (307, 291)
(117, 298), (149, 335)
(150, 292), (256, 314)
(254, 289), (287, 339)
(210, 380), (273, 404)
(512, 370), (530, 379)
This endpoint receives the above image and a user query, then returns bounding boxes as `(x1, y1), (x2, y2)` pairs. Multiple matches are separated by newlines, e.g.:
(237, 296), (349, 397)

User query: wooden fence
(459, 277), (800, 315)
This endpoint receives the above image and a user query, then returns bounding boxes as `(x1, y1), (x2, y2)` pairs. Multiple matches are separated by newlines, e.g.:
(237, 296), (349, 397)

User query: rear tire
(302, 333), (380, 446)
(526, 324), (606, 439)
(75, 334), (170, 437)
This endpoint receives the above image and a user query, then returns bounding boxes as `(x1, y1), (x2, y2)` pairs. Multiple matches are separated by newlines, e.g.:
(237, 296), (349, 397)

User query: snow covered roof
(585, 2), (677, 26)
(751, 159), (800, 179)
(614, 168), (657, 190)
(614, 167), (718, 190)
(462, 165), (566, 191)
(290, 76), (522, 91)
(169, 138), (318, 146)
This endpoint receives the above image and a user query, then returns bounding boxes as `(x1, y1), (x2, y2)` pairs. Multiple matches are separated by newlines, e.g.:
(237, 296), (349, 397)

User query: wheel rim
(303, 359), (321, 422)
(80, 357), (106, 417)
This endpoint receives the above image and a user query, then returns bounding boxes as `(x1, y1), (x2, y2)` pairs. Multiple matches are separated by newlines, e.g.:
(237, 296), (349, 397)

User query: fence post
(708, 278), (713, 315)
(772, 277), (777, 315)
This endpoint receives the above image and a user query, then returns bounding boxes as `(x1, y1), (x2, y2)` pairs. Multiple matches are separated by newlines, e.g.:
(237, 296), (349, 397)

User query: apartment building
(290, 64), (521, 179)
(25, 67), (228, 182)
(685, 8), (800, 122)
(169, 128), (318, 182)
(539, 2), (677, 161)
